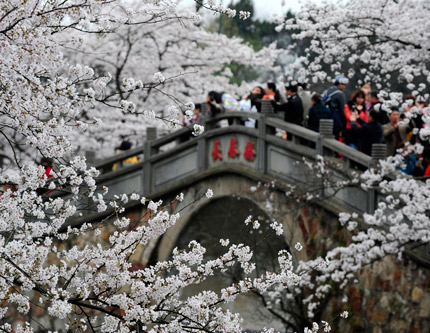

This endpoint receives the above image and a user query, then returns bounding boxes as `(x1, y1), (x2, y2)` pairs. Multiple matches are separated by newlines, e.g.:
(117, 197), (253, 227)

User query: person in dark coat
(272, 83), (304, 126)
(307, 93), (332, 132)
(322, 75), (348, 140)
(350, 110), (383, 156)
(369, 91), (389, 125)
(206, 91), (224, 117)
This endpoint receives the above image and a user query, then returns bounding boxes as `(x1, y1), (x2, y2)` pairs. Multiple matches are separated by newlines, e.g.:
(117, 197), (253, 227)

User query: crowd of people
(190, 76), (430, 177)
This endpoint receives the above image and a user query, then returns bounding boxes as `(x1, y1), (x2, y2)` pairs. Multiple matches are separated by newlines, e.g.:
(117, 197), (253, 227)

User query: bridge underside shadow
(171, 195), (292, 332)
(147, 172), (340, 332)
(155, 171), (339, 265)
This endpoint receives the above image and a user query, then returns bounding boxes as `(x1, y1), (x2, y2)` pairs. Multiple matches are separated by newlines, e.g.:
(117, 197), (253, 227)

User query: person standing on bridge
(206, 90), (240, 125)
(322, 75), (348, 141)
(241, 86), (264, 128)
(206, 91), (224, 117)
(271, 83), (304, 126)
(270, 83), (304, 140)
(262, 82), (280, 102)
(112, 141), (138, 171)
(343, 89), (368, 149)
(307, 93), (332, 133)
(350, 109), (383, 156)
(383, 108), (415, 156)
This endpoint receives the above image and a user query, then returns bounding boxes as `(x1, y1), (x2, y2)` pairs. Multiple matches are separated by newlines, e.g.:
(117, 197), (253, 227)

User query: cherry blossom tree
(0, 0), (318, 332)
(278, 0), (429, 93)
(257, 0), (430, 326)
(2, 0), (428, 331)
(64, 15), (278, 156)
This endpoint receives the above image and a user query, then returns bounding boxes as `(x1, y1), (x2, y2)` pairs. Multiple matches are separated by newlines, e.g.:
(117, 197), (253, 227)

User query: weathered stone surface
(376, 278), (392, 292)
(379, 294), (389, 308)
(419, 293), (430, 317)
(298, 215), (309, 243)
(309, 217), (319, 239)
(348, 287), (362, 315)
(393, 269), (402, 282)
(412, 287), (424, 302)
(390, 319), (409, 332)
(301, 205), (310, 218)
(380, 257), (395, 280)
(373, 309), (388, 322)
(366, 297), (376, 319)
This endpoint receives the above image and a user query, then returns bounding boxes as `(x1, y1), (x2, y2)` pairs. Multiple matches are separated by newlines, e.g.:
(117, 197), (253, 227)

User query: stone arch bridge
(70, 109), (389, 259)
(66, 110), (430, 332)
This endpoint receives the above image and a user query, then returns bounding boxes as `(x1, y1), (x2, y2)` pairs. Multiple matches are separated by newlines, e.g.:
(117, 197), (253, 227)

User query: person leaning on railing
(112, 141), (138, 171)
(269, 83), (304, 140)
(240, 86), (264, 128)
(270, 83), (304, 126)
(350, 109), (383, 156)
(306, 93), (332, 133)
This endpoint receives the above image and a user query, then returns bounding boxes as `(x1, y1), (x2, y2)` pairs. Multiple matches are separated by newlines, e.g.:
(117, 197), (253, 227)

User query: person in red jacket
(37, 158), (54, 195)
(343, 90), (368, 149)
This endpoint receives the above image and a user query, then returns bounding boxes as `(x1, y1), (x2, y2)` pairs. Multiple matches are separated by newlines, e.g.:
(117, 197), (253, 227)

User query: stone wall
(156, 173), (430, 332)
(286, 195), (430, 333)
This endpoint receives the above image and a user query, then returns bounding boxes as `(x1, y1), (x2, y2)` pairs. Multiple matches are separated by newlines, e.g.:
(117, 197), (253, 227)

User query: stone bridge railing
(89, 108), (387, 217)
(61, 106), (430, 268)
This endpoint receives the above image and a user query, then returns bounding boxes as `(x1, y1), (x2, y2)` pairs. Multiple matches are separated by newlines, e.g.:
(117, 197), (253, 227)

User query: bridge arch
(161, 188), (295, 332)
(156, 171), (339, 266)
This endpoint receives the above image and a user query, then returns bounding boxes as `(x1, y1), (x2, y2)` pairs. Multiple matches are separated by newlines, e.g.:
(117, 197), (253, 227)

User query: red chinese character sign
(244, 141), (256, 161)
(211, 140), (222, 161)
(228, 137), (239, 158)
(211, 138), (256, 162)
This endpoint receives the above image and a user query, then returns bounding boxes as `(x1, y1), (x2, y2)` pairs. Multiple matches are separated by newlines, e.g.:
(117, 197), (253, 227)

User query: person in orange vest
(262, 82), (280, 102)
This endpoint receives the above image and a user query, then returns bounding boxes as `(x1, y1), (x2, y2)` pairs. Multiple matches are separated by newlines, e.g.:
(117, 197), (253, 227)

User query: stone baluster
(371, 143), (387, 162)
(367, 143), (387, 214)
(146, 127), (157, 141)
(260, 99), (274, 114)
(319, 119), (334, 139)
(143, 127), (157, 195)
(260, 99), (276, 135)
(85, 151), (96, 165)
(316, 119), (334, 156)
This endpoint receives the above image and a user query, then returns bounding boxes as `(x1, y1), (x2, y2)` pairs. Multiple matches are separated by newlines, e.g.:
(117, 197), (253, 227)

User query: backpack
(322, 88), (344, 134)
(322, 89), (342, 108)
(221, 94), (240, 112)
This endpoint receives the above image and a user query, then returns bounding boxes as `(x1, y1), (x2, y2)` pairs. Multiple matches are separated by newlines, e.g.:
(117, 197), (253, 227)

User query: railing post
(201, 102), (209, 118)
(367, 143), (387, 213)
(260, 100), (276, 136)
(201, 103), (214, 131)
(316, 119), (334, 198)
(257, 114), (266, 174)
(260, 100), (274, 114)
(197, 136), (207, 172)
(143, 127), (157, 195)
(85, 151), (96, 166)
(146, 127), (157, 141)
(317, 119), (334, 156)
(370, 143), (387, 166)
